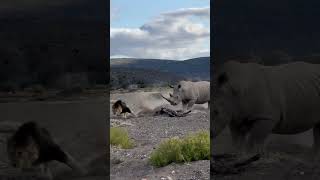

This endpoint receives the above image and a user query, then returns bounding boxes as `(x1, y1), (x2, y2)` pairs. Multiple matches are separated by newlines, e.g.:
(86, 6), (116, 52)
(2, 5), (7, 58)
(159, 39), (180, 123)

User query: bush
(57, 86), (84, 96)
(149, 130), (210, 167)
(91, 84), (107, 90)
(0, 82), (19, 93)
(110, 127), (134, 149)
(136, 80), (146, 88)
(31, 84), (46, 94)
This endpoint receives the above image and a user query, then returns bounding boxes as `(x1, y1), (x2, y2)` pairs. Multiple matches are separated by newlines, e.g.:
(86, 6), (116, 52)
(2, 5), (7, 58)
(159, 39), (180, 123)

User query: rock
(111, 157), (123, 165)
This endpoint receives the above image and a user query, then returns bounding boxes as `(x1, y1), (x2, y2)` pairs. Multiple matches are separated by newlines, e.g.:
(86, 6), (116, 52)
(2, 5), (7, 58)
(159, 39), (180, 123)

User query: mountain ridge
(110, 57), (210, 90)
(110, 56), (210, 80)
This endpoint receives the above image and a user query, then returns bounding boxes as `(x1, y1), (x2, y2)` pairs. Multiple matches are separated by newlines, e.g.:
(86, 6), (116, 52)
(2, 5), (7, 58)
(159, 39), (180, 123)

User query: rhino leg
(312, 124), (320, 179)
(43, 163), (53, 180)
(229, 124), (247, 155)
(313, 124), (320, 157)
(185, 99), (196, 112)
(312, 124), (320, 177)
(182, 102), (188, 112)
(246, 119), (274, 155)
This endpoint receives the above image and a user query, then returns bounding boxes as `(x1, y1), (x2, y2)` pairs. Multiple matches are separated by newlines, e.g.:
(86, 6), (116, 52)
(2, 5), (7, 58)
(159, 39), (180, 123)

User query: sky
(110, 0), (210, 60)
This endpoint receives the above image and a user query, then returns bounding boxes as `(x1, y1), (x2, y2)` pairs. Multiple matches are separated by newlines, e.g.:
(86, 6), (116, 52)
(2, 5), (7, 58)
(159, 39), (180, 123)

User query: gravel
(110, 90), (210, 180)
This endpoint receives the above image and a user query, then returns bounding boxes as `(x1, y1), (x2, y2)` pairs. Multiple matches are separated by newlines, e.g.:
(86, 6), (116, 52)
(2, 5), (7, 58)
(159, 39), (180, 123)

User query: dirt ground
(0, 92), (108, 180)
(213, 127), (320, 180)
(110, 90), (210, 180)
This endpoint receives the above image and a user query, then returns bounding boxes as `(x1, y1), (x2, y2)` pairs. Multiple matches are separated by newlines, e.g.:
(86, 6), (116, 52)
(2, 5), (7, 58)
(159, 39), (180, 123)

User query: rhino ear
(217, 72), (228, 86)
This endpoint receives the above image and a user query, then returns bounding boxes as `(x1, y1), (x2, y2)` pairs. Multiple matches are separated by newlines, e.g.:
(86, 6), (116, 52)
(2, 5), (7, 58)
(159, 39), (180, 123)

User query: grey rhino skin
(212, 61), (320, 156)
(162, 81), (210, 112)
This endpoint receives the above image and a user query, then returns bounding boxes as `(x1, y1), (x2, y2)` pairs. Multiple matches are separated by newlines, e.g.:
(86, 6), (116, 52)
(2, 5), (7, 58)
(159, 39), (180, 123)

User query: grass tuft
(110, 127), (134, 149)
(149, 130), (210, 167)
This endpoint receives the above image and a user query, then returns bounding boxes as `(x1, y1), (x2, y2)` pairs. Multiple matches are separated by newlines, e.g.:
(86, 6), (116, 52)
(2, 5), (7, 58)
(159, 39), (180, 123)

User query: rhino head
(212, 72), (238, 138)
(161, 84), (182, 106)
(212, 96), (233, 138)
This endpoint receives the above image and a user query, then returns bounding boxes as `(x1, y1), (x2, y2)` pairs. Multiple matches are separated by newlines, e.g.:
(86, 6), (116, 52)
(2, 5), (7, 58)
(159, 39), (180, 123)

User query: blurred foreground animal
(161, 81), (210, 112)
(7, 121), (86, 178)
(212, 61), (320, 160)
(112, 100), (136, 118)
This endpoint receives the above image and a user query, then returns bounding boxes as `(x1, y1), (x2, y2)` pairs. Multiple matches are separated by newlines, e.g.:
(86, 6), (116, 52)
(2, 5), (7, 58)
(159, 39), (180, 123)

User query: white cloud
(162, 7), (210, 18)
(110, 7), (210, 60)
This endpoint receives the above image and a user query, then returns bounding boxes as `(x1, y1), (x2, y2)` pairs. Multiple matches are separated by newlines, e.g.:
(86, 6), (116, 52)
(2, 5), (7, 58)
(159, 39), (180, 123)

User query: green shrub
(0, 82), (19, 92)
(149, 130), (210, 167)
(110, 127), (134, 149)
(136, 80), (146, 88)
(31, 84), (46, 94)
(57, 86), (84, 96)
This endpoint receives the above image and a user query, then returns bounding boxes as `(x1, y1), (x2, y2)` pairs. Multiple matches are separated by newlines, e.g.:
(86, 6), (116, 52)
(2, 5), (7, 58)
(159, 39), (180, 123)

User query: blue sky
(110, 0), (210, 60)
(111, 0), (210, 28)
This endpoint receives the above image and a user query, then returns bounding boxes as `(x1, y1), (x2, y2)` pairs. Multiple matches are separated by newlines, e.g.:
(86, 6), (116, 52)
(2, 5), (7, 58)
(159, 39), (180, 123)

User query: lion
(112, 100), (136, 118)
(7, 121), (86, 178)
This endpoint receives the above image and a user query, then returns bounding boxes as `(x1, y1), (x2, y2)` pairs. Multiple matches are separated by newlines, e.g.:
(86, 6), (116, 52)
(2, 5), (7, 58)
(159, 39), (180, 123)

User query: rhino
(212, 60), (320, 158)
(162, 81), (210, 112)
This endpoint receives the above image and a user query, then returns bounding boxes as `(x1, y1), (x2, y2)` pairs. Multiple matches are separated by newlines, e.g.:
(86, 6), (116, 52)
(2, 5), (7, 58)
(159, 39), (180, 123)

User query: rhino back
(192, 81), (210, 103)
(270, 62), (320, 133)
(221, 61), (320, 134)
(180, 81), (210, 103)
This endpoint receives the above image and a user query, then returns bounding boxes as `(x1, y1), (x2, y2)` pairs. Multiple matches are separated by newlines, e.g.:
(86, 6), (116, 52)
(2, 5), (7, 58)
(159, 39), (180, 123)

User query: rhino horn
(169, 85), (174, 88)
(161, 94), (175, 104)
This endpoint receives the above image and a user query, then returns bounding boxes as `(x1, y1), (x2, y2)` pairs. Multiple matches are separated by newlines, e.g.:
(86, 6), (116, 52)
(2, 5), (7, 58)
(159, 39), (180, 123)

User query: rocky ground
(213, 127), (320, 180)
(110, 90), (210, 180)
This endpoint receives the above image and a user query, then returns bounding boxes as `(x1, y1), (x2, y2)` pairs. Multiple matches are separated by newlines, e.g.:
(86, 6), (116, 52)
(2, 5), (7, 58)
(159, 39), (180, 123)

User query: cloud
(110, 7), (210, 60)
(162, 7), (210, 18)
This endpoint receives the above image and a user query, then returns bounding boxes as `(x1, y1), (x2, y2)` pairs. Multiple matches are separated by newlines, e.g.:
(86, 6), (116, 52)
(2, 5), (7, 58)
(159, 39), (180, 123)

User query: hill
(110, 67), (184, 90)
(111, 57), (210, 86)
(110, 57), (210, 89)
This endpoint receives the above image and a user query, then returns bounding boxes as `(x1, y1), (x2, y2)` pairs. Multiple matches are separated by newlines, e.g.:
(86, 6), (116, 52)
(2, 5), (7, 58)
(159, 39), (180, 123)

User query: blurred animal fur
(112, 100), (136, 118)
(7, 121), (85, 177)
